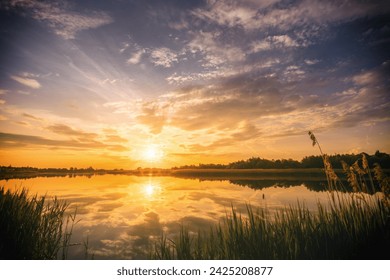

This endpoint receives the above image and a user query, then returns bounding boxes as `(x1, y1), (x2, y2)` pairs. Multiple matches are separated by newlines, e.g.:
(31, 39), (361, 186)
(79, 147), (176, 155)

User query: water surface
(2, 174), (334, 259)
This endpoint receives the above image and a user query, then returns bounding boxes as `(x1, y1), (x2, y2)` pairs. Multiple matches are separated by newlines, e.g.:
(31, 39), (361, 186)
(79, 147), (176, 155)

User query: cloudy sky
(0, 0), (389, 168)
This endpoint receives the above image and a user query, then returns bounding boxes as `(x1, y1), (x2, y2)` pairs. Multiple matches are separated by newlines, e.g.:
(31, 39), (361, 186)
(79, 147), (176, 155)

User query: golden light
(143, 182), (161, 198)
(144, 184), (155, 196)
(142, 145), (163, 162)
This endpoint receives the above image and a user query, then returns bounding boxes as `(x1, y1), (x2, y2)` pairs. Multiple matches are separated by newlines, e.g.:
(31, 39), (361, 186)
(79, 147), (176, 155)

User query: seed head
(308, 131), (316, 146)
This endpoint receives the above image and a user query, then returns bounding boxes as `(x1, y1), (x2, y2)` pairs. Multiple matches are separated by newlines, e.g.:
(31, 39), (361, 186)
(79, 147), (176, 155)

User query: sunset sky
(0, 0), (389, 169)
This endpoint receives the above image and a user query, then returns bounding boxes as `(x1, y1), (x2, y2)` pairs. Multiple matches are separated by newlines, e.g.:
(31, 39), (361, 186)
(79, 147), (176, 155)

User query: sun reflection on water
(143, 182), (160, 198)
(0, 175), (336, 259)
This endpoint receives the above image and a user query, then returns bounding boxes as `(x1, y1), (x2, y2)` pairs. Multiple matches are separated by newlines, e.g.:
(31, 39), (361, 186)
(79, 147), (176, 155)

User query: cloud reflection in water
(1, 175), (336, 259)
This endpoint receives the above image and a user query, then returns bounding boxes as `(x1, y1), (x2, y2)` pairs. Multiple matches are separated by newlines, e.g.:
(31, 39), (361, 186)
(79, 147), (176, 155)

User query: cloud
(283, 65), (305, 82)
(136, 102), (167, 134)
(330, 88), (390, 128)
(4, 0), (113, 39)
(137, 62), (389, 149)
(10, 75), (41, 89)
(250, 35), (300, 53)
(352, 71), (380, 86)
(192, 0), (258, 29)
(304, 59), (320, 65)
(127, 50), (144, 64)
(150, 47), (178, 68)
(45, 123), (131, 150)
(46, 124), (98, 139)
(272, 35), (299, 47)
(193, 0), (390, 32)
(186, 122), (263, 152)
(104, 134), (128, 143)
(250, 40), (272, 52)
(187, 31), (246, 67)
(330, 65), (390, 128)
(150, 75), (302, 134)
(0, 132), (127, 151)
(348, 63), (389, 88)
(22, 113), (43, 121)
(170, 91), (286, 131)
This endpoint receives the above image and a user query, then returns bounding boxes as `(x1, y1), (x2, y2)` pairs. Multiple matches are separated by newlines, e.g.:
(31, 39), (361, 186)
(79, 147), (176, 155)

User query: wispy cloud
(4, 0), (113, 39)
(46, 124), (98, 139)
(10, 75), (41, 89)
(194, 0), (389, 31)
(304, 59), (320, 65)
(22, 113), (43, 121)
(352, 71), (380, 86)
(0, 131), (127, 151)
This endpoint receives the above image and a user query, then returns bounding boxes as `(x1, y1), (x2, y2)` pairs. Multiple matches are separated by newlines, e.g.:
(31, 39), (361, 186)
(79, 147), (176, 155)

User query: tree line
(173, 151), (390, 170)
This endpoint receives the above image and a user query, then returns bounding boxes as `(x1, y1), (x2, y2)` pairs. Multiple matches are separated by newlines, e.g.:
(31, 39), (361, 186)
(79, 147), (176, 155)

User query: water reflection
(1, 175), (364, 259)
(144, 184), (155, 196)
(143, 182), (161, 199)
(227, 179), (337, 194)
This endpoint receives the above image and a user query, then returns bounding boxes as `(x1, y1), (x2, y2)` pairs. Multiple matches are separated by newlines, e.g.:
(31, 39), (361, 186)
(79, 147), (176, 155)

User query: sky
(0, 0), (389, 169)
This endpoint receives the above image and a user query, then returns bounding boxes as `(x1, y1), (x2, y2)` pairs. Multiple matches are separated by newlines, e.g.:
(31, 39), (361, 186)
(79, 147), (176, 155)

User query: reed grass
(0, 187), (76, 259)
(151, 132), (390, 259)
(152, 196), (389, 259)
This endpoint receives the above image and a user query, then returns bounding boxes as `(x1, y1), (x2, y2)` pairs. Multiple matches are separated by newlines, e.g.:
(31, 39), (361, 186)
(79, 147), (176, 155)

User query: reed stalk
(0, 187), (76, 259)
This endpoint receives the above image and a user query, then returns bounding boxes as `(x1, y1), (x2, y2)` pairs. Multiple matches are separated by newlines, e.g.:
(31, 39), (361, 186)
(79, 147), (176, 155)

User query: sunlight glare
(142, 145), (163, 162)
(143, 183), (161, 199)
(144, 184), (155, 196)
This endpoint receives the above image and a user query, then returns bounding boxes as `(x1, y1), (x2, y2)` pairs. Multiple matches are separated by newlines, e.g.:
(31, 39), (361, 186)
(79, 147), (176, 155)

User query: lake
(1, 174), (344, 259)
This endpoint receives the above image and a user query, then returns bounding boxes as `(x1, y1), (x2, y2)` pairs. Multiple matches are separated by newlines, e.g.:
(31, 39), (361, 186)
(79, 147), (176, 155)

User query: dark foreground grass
(0, 187), (75, 259)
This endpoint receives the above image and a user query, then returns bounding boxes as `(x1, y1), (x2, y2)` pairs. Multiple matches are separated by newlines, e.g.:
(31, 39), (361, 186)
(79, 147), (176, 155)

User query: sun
(142, 145), (163, 162)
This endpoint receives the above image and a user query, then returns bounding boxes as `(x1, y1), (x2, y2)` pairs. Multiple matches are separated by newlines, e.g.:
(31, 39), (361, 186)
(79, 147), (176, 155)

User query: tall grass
(0, 187), (76, 259)
(151, 132), (390, 259)
(152, 197), (389, 259)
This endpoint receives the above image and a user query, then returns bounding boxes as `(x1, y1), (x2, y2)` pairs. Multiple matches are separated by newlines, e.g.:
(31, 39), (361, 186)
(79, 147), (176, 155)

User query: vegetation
(152, 198), (389, 259)
(173, 151), (390, 170)
(2, 151), (389, 180)
(151, 132), (390, 260)
(0, 187), (76, 259)
(0, 166), (108, 180)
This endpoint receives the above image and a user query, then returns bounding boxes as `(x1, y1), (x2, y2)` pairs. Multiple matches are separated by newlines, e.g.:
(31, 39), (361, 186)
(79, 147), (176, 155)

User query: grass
(151, 132), (390, 260)
(152, 196), (389, 259)
(0, 187), (76, 259)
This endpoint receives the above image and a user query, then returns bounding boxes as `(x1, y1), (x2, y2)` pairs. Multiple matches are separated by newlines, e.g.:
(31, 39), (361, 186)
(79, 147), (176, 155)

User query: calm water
(2, 174), (335, 259)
